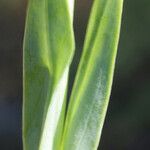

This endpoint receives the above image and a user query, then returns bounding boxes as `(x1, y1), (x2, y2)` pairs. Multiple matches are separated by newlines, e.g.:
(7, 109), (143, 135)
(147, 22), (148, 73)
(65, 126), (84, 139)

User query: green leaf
(23, 0), (75, 150)
(61, 0), (123, 150)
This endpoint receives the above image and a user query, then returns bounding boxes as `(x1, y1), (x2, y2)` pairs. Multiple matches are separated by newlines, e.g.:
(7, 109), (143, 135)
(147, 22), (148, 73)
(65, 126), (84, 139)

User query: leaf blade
(61, 0), (124, 149)
(23, 0), (75, 149)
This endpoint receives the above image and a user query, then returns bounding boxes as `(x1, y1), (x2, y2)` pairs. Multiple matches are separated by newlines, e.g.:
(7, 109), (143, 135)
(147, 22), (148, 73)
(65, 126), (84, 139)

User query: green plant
(23, 0), (123, 150)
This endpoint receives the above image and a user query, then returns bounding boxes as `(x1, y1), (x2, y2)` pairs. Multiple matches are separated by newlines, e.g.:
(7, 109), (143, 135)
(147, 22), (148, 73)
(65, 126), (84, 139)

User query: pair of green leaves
(23, 0), (123, 150)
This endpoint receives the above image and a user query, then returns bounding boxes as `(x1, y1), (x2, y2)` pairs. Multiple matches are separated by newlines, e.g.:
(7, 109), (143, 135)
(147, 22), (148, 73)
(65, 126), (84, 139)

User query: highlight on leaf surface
(23, 0), (123, 150)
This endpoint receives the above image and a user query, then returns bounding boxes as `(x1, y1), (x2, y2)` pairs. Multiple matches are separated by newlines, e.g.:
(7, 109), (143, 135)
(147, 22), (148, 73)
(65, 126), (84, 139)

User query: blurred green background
(0, 0), (149, 149)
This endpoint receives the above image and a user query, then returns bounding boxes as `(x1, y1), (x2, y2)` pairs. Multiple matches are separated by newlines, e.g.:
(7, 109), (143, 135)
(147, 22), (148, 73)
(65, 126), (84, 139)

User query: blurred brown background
(0, 0), (150, 149)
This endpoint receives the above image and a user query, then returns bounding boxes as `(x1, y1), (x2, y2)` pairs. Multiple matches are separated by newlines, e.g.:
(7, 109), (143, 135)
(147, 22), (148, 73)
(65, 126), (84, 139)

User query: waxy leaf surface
(61, 0), (123, 149)
(23, 0), (75, 150)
